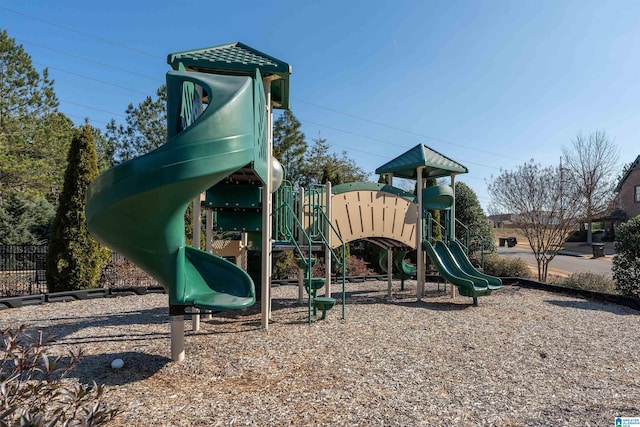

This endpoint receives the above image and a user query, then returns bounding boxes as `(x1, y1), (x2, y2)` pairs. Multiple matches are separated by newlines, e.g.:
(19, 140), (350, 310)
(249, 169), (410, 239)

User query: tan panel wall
(211, 240), (243, 257)
(330, 190), (418, 249)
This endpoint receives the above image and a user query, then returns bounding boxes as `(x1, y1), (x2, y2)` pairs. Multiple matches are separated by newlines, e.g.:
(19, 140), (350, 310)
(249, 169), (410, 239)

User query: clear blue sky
(2, 0), (639, 211)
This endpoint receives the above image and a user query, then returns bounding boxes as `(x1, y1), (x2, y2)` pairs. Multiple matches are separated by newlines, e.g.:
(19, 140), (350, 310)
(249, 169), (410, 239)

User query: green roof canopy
(167, 42), (291, 109)
(375, 144), (468, 180)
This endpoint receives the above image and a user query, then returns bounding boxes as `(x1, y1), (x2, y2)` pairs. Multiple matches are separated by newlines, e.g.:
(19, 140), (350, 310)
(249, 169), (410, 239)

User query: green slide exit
(86, 71), (258, 311)
(447, 240), (502, 290)
(423, 240), (493, 305)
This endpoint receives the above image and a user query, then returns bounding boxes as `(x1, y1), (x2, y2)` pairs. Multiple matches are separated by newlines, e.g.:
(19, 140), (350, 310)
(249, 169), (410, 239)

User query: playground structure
(85, 42), (500, 362)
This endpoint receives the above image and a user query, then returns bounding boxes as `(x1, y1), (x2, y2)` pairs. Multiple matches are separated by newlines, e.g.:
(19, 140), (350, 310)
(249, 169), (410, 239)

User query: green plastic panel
(253, 69), (269, 184)
(205, 185), (262, 211)
(216, 211), (262, 232)
(422, 185), (454, 210)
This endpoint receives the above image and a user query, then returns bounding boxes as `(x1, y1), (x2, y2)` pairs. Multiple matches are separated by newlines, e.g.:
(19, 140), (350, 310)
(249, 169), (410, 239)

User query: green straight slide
(448, 241), (502, 289)
(86, 70), (259, 311)
(423, 240), (493, 305)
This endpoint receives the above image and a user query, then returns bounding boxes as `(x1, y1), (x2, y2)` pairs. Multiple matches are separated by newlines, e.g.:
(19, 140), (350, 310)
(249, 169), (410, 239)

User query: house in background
(598, 154), (640, 236)
(488, 213), (516, 228)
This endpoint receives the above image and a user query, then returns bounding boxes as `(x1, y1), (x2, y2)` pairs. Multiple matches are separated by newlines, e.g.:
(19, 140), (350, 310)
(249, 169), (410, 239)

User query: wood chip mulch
(1, 281), (638, 426)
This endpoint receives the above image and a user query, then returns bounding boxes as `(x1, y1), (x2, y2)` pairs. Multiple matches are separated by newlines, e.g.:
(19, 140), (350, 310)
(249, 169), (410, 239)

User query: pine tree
(272, 110), (307, 186)
(0, 192), (55, 244)
(46, 124), (109, 292)
(302, 136), (369, 187)
(0, 30), (73, 202)
(105, 85), (167, 163)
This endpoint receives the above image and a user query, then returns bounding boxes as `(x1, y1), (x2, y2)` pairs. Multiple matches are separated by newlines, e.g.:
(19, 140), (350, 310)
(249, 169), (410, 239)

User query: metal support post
(325, 181), (332, 297)
(416, 166), (425, 300)
(170, 316), (185, 362)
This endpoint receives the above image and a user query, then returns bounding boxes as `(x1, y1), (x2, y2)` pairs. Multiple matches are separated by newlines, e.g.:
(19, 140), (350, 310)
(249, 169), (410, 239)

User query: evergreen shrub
(46, 125), (110, 292)
(612, 216), (640, 298)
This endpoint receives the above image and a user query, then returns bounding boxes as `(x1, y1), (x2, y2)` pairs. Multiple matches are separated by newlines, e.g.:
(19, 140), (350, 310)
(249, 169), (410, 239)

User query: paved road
(496, 246), (613, 277)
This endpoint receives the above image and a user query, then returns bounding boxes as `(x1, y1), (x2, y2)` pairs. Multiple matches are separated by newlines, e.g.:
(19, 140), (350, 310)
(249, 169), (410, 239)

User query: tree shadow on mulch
(24, 306), (168, 346)
(545, 299), (638, 316)
(386, 299), (473, 311)
(70, 351), (171, 386)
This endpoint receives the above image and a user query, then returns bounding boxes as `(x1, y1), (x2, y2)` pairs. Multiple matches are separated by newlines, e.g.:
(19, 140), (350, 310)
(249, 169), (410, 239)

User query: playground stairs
(274, 182), (345, 323)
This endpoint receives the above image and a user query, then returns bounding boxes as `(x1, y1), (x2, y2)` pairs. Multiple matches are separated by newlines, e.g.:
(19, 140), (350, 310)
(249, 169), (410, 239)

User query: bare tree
(488, 161), (582, 281)
(562, 131), (619, 244)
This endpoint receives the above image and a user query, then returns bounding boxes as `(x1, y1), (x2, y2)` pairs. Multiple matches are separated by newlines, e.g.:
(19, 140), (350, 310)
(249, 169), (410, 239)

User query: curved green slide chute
(86, 70), (259, 311)
(422, 240), (492, 305)
(378, 249), (416, 279)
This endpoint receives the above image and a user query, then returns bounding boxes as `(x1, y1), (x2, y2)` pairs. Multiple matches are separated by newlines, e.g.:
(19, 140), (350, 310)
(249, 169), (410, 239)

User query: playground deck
(1, 281), (637, 425)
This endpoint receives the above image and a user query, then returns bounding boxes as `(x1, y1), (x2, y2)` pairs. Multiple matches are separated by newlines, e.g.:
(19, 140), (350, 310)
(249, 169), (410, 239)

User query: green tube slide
(86, 71), (258, 311)
(422, 240), (492, 305)
(379, 249), (416, 279)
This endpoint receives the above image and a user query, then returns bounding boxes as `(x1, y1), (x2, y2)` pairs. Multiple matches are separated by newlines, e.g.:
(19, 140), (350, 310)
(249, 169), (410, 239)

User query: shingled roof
(375, 144), (468, 180)
(167, 42), (291, 109)
(615, 154), (640, 192)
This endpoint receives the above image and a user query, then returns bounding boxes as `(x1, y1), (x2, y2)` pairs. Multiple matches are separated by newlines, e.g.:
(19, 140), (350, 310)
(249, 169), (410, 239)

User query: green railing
(424, 211), (447, 244)
(273, 180), (295, 243)
(311, 205), (346, 320)
(454, 219), (488, 270)
(423, 213), (488, 270)
(273, 182), (346, 323)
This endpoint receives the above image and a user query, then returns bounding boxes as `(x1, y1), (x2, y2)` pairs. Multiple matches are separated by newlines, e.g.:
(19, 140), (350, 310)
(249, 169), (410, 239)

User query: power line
(21, 38), (164, 83)
(34, 62), (151, 96)
(7, 5), (524, 167)
(294, 98), (526, 162)
(65, 114), (109, 126)
(29, 48), (506, 173)
(58, 99), (126, 118)
(4, 5), (515, 177)
(300, 118), (406, 148)
(1, 5), (164, 60)
(301, 118), (503, 171)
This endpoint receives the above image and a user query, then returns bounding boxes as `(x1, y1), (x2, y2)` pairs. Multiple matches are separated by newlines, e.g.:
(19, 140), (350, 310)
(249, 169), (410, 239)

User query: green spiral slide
(86, 70), (260, 311)
(378, 249), (416, 279)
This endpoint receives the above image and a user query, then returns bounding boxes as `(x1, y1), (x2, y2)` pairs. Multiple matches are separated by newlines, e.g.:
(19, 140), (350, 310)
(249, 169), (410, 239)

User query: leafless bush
(98, 257), (158, 289)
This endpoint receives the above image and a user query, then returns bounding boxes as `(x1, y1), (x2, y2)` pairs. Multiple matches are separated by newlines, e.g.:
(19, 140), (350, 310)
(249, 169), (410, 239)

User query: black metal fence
(0, 245), (159, 297)
(0, 245), (48, 296)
